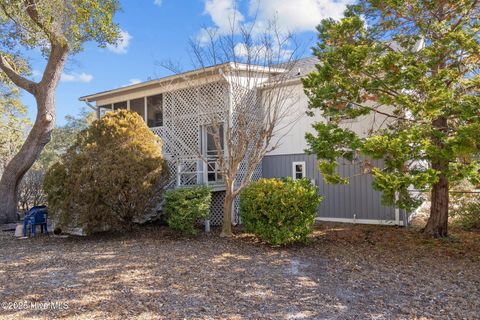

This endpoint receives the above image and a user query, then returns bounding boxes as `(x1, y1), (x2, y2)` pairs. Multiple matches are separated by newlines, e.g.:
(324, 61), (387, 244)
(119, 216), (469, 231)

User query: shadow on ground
(0, 223), (479, 319)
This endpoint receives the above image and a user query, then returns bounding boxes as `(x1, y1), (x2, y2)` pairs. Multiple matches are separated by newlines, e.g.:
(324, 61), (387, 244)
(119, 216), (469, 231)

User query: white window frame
(292, 161), (306, 180)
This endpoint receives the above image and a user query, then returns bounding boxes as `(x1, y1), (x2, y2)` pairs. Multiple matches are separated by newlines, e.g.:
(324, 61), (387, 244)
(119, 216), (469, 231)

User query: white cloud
(153, 0), (162, 6)
(122, 78), (142, 87)
(204, 0), (244, 34)
(61, 72), (93, 83)
(199, 0), (352, 58)
(234, 42), (293, 60)
(106, 30), (132, 54)
(202, 0), (352, 36)
(233, 43), (248, 57)
(248, 0), (353, 33)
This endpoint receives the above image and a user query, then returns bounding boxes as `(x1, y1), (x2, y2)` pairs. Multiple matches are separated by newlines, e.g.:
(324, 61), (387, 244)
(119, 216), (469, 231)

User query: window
(292, 161), (306, 180)
(98, 104), (112, 117)
(203, 124), (224, 183)
(113, 101), (127, 110)
(147, 94), (163, 127)
(130, 98), (145, 119)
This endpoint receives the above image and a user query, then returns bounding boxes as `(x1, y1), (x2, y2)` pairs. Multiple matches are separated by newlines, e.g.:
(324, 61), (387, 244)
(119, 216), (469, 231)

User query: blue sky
(21, 0), (352, 125)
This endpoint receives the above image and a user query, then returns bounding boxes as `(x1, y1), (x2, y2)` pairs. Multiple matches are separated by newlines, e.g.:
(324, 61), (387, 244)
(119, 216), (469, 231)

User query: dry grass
(0, 223), (479, 319)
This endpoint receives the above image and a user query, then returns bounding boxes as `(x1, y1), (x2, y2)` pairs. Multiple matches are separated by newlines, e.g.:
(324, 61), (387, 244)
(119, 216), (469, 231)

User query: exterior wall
(262, 153), (406, 224)
(84, 61), (402, 226)
(262, 81), (323, 156)
(264, 82), (395, 156)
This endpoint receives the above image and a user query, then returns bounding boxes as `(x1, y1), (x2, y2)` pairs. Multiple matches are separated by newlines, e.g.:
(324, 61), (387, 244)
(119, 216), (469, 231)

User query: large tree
(303, 0), (480, 237)
(185, 24), (302, 237)
(0, 77), (30, 172)
(0, 0), (120, 223)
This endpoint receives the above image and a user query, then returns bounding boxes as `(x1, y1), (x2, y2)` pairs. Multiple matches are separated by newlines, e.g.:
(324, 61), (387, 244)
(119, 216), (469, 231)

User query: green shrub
(44, 110), (169, 234)
(164, 186), (212, 235)
(240, 178), (322, 245)
(450, 183), (480, 231)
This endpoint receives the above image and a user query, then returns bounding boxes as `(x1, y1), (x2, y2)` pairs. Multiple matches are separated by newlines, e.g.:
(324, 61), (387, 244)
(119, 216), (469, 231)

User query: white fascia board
(80, 63), (285, 103)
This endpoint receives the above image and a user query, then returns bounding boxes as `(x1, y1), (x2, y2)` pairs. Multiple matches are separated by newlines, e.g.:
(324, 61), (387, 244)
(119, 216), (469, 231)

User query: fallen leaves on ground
(0, 223), (479, 319)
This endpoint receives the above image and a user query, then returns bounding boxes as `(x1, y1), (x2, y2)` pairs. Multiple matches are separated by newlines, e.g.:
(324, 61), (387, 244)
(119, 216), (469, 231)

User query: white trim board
(292, 161), (306, 180)
(315, 217), (405, 226)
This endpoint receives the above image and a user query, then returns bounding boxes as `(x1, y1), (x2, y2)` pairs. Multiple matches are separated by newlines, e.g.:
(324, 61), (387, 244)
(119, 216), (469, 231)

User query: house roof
(275, 56), (320, 79)
(258, 56), (320, 89)
(79, 61), (287, 102)
(79, 57), (319, 102)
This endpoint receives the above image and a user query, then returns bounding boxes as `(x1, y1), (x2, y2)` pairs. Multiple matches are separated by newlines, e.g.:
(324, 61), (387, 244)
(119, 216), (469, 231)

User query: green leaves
(304, 0), (480, 212)
(305, 122), (361, 184)
(164, 186), (212, 236)
(0, 0), (120, 54)
(240, 178), (322, 245)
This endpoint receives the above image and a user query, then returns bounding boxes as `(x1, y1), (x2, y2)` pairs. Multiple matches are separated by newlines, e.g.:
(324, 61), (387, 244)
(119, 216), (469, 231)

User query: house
(79, 57), (407, 227)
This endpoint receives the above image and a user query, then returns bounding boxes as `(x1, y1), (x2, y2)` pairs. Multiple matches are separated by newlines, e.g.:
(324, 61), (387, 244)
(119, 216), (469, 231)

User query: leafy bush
(240, 178), (322, 245)
(44, 110), (169, 234)
(164, 186), (212, 235)
(450, 182), (480, 231)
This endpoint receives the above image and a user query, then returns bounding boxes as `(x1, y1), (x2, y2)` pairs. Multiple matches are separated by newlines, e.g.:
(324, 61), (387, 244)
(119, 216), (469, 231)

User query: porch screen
(147, 94), (163, 127)
(113, 101), (127, 110)
(130, 98), (145, 120)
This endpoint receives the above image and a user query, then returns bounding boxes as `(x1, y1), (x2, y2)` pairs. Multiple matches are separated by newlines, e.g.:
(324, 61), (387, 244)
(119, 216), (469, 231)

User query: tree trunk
(220, 186), (234, 237)
(0, 171), (20, 223)
(424, 173), (449, 238)
(424, 116), (449, 238)
(0, 45), (68, 224)
(0, 97), (56, 223)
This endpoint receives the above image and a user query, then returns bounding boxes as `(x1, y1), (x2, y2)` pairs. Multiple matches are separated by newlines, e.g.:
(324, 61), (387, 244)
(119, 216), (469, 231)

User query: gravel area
(0, 223), (479, 319)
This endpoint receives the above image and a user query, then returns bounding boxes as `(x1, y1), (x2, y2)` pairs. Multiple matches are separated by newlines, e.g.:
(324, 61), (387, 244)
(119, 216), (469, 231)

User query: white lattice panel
(150, 79), (266, 226)
(210, 191), (225, 226)
(164, 82), (228, 157)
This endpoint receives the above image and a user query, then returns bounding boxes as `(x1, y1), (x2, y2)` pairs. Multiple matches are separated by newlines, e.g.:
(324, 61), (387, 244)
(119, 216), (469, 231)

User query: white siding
(265, 81), (326, 156)
(265, 82), (393, 155)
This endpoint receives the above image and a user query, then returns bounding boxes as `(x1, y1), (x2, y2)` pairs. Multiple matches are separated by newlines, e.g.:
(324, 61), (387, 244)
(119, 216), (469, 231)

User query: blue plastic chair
(23, 206), (48, 237)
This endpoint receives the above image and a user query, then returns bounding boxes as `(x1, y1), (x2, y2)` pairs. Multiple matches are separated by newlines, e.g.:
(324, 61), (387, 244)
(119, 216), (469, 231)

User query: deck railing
(150, 126), (224, 189)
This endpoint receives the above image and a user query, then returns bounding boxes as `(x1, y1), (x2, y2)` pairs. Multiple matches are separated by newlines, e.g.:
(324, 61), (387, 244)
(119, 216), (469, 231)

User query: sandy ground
(0, 223), (479, 319)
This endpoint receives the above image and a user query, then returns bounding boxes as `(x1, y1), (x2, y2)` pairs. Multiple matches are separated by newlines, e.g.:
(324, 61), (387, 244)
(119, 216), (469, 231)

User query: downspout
(83, 99), (99, 119)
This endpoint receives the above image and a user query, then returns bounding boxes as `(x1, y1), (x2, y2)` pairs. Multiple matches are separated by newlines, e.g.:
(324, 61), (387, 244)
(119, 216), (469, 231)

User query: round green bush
(240, 178), (322, 245)
(164, 186), (212, 235)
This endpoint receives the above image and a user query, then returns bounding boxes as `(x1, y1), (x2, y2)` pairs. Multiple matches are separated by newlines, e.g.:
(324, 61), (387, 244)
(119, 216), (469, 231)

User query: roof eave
(79, 62), (288, 102)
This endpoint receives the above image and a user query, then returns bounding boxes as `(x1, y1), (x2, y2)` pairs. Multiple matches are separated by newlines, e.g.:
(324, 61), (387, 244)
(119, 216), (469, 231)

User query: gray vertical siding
(262, 154), (399, 222)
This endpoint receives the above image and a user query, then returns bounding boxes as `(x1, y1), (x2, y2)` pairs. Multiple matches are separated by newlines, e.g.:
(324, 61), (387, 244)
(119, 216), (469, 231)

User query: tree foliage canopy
(0, 0), (120, 53)
(0, 0), (121, 223)
(303, 0), (480, 214)
(44, 110), (169, 234)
